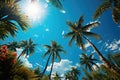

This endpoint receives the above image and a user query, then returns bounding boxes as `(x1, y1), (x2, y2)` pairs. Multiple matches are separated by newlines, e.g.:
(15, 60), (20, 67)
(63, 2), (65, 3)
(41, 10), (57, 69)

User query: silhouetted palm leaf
(93, 1), (111, 19)
(93, 0), (120, 23)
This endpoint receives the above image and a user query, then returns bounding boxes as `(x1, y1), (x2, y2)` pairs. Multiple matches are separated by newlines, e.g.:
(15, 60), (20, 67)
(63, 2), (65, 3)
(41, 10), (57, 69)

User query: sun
(24, 0), (46, 21)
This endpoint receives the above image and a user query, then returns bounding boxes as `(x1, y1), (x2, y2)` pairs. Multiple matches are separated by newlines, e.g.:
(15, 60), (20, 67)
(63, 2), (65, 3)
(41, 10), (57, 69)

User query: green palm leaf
(66, 21), (76, 31)
(43, 50), (50, 58)
(68, 34), (76, 46)
(83, 32), (101, 40)
(78, 15), (84, 26)
(76, 35), (85, 50)
(83, 22), (100, 31)
(64, 32), (75, 37)
(93, 1), (111, 19)
(112, 7), (120, 23)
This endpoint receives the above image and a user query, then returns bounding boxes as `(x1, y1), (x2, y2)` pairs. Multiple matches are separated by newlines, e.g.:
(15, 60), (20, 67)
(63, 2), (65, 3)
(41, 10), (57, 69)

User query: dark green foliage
(65, 67), (81, 80)
(82, 53), (120, 80)
(80, 53), (99, 71)
(0, 0), (30, 40)
(93, 0), (120, 23)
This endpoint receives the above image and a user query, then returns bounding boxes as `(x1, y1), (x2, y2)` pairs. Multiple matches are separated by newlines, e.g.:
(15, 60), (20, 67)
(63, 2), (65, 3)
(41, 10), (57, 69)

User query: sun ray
(24, 0), (46, 21)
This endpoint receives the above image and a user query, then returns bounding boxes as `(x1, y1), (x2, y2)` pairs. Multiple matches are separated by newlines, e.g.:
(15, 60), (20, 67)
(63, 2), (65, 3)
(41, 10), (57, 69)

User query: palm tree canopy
(93, 0), (120, 23)
(0, 0), (30, 40)
(20, 38), (37, 57)
(65, 15), (100, 50)
(80, 53), (99, 71)
(66, 67), (81, 80)
(7, 41), (20, 51)
(43, 41), (65, 61)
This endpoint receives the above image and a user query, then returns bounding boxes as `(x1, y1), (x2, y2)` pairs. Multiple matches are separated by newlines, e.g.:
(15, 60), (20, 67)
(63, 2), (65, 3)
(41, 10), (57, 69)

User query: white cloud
(47, 59), (76, 75)
(21, 57), (33, 68)
(34, 34), (39, 38)
(85, 42), (90, 48)
(97, 40), (102, 44)
(62, 31), (65, 35)
(118, 25), (120, 28)
(107, 40), (120, 51)
(35, 63), (43, 68)
(45, 28), (49, 32)
(92, 63), (102, 70)
(16, 48), (33, 68)
(60, 10), (66, 14)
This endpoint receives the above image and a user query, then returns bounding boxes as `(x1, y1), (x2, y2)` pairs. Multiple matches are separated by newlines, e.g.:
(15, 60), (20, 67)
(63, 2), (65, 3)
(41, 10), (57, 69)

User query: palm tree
(65, 67), (80, 80)
(7, 41), (20, 51)
(17, 38), (36, 59)
(70, 67), (81, 80)
(41, 41), (65, 80)
(80, 53), (99, 71)
(65, 15), (115, 72)
(93, 0), (120, 23)
(0, 0), (30, 40)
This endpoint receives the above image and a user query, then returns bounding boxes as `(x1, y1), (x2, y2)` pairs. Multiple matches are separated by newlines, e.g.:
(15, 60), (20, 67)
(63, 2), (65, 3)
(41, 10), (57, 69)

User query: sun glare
(24, 0), (46, 21)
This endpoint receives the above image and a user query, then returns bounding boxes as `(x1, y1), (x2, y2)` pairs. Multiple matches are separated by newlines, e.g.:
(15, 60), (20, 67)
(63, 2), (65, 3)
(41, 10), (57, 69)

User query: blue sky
(1, 0), (120, 79)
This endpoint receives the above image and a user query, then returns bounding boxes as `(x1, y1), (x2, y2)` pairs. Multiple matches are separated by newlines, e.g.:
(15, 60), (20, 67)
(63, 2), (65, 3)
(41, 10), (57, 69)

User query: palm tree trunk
(83, 36), (112, 67)
(83, 36), (120, 73)
(49, 55), (55, 80)
(41, 54), (51, 78)
(17, 52), (23, 60)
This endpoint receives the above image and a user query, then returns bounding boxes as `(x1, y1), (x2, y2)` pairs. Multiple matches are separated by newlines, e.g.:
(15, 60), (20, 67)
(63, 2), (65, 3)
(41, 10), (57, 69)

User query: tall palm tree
(0, 0), (30, 40)
(17, 38), (37, 59)
(93, 0), (120, 23)
(41, 41), (65, 80)
(80, 53), (99, 71)
(65, 15), (115, 72)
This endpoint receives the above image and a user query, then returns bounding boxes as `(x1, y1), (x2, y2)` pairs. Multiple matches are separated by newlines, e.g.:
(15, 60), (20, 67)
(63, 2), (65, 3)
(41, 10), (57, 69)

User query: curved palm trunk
(41, 54), (51, 78)
(49, 55), (55, 80)
(84, 36), (120, 73)
(17, 52), (24, 60)
(83, 36), (114, 70)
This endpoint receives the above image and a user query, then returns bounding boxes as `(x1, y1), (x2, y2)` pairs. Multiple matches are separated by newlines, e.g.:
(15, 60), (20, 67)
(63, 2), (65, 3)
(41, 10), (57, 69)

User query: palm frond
(66, 21), (76, 31)
(83, 32), (101, 40)
(64, 32), (75, 37)
(42, 50), (50, 58)
(43, 45), (51, 49)
(83, 21), (100, 31)
(55, 52), (61, 61)
(112, 7), (120, 23)
(68, 34), (76, 46)
(57, 48), (66, 53)
(76, 35), (85, 50)
(93, 1), (111, 19)
(78, 15), (84, 26)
